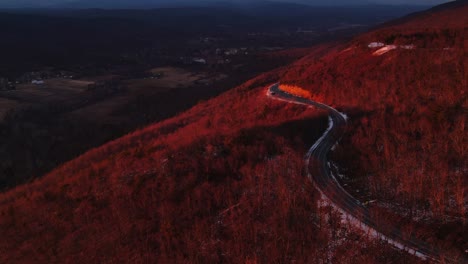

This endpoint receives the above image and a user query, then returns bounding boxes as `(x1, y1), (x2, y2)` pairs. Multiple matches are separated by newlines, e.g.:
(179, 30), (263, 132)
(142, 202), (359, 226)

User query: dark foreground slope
(0, 50), (423, 264)
(0, 2), (466, 263)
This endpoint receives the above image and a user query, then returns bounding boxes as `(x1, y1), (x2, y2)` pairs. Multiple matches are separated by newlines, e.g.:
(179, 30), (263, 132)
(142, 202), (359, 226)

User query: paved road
(268, 83), (463, 263)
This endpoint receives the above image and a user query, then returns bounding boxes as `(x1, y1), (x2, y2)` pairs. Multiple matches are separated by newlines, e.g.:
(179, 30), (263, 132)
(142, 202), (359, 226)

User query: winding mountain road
(268, 83), (461, 263)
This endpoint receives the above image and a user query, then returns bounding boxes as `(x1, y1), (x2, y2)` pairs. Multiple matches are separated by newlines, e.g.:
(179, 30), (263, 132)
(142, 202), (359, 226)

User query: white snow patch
(330, 162), (346, 180)
(31, 80), (45, 85)
(339, 112), (348, 121)
(373, 45), (398, 56)
(400, 44), (415, 50)
(331, 143), (338, 151)
(368, 42), (385, 48)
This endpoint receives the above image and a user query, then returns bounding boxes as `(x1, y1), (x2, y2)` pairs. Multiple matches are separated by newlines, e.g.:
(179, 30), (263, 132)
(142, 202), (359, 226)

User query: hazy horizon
(0, 0), (455, 9)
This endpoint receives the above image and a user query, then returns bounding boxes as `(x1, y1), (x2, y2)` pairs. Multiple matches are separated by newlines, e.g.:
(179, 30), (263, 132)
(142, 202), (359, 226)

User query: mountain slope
(0, 47), (420, 264)
(0, 1), (466, 263)
(279, 0), (467, 258)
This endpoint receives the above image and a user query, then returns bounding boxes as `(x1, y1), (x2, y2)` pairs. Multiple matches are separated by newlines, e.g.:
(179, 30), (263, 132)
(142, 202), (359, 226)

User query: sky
(295, 0), (453, 5)
(0, 0), (455, 8)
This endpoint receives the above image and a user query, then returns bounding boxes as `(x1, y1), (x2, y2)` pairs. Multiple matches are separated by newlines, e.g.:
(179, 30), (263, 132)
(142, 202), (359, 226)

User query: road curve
(267, 83), (461, 263)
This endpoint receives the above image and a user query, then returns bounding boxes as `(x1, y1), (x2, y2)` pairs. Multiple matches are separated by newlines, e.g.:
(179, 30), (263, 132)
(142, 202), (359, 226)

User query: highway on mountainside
(267, 83), (463, 264)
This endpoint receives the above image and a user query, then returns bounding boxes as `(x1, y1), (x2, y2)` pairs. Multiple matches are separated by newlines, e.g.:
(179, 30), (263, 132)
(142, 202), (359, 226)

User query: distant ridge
(0, 0), (437, 9)
(378, 0), (466, 27)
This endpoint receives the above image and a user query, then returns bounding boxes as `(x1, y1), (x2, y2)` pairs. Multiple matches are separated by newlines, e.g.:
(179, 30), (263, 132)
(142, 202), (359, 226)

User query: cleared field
(146, 67), (206, 88)
(44, 78), (94, 91)
(118, 67), (203, 94)
(125, 67), (228, 93)
(123, 79), (174, 92)
(0, 78), (94, 103)
(0, 98), (19, 120)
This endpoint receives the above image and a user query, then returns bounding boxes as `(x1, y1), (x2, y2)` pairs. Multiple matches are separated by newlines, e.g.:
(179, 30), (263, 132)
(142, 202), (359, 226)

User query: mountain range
(0, 0), (447, 9)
